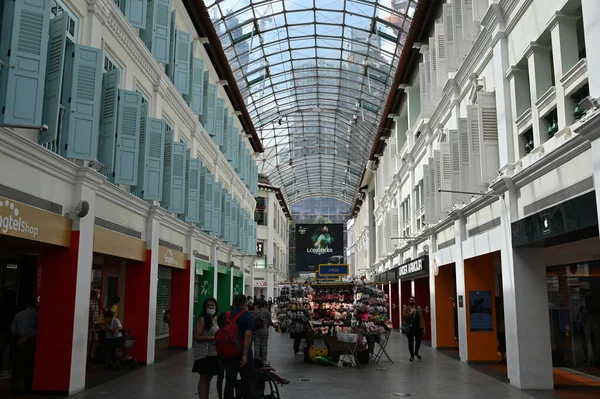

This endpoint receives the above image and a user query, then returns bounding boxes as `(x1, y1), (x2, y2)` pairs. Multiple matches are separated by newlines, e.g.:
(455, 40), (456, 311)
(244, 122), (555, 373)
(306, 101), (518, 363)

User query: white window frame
(51, 0), (79, 43)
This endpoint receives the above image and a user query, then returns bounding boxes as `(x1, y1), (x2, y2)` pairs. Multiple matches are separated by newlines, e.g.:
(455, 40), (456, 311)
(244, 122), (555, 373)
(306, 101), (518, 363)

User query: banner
(296, 224), (344, 272)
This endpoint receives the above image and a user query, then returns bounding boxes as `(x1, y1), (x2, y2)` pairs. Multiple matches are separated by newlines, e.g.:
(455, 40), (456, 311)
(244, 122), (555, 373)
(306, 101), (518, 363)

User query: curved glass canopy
(207, 0), (417, 206)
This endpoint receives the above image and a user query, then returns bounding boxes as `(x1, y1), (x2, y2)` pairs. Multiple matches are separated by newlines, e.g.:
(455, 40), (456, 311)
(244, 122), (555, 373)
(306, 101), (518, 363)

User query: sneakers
(409, 356), (414, 362)
(416, 354), (422, 360)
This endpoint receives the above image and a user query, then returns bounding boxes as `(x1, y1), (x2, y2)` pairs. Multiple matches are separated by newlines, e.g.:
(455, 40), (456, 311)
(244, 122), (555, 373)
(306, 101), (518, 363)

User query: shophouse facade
(350, 0), (600, 390)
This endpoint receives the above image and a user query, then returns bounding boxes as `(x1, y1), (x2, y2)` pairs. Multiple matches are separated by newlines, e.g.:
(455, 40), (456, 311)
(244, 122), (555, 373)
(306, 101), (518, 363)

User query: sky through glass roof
(206, 0), (417, 207)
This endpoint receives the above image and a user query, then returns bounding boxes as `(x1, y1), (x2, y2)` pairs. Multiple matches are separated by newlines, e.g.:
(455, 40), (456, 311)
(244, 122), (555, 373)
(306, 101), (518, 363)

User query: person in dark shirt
(222, 295), (255, 399)
(10, 297), (38, 394)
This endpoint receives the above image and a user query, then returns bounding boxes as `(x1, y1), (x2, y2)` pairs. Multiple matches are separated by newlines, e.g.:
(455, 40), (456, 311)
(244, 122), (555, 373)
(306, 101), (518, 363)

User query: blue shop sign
(318, 264), (349, 276)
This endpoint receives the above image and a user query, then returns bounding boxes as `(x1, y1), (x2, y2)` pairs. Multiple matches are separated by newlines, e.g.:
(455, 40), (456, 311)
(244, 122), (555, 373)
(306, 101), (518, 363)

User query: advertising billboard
(296, 224), (344, 272)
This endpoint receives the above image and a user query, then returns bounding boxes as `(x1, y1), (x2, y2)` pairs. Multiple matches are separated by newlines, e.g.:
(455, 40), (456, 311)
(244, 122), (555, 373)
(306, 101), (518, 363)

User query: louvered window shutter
(462, 0), (479, 40)
(40, 15), (68, 144)
(222, 193), (230, 242)
(200, 77), (216, 135)
(444, 4), (457, 70)
(137, 116), (165, 200)
(0, 0), (50, 127)
(99, 70), (120, 176)
(162, 132), (186, 213)
(439, 143), (453, 213)
(240, 149), (247, 181)
(433, 152), (443, 218)
(224, 116), (234, 158)
(457, 118), (471, 193)
(114, 90), (142, 185)
(429, 158), (439, 222)
(211, 181), (222, 237)
(185, 156), (201, 223)
(477, 92), (500, 185)
(453, 0), (464, 50)
(429, 38), (439, 94)
(120, 0), (147, 29)
(170, 29), (191, 95)
(140, 0), (171, 64)
(215, 98), (225, 147)
(165, 10), (177, 77)
(448, 129), (463, 204)
(185, 57), (204, 115)
(466, 105), (482, 188)
(63, 45), (103, 161)
(419, 64), (428, 114)
(423, 49), (433, 108)
(201, 168), (214, 232)
(233, 135), (240, 172)
(230, 200), (237, 247)
(423, 165), (431, 224)
(435, 24), (447, 88)
(199, 166), (208, 230)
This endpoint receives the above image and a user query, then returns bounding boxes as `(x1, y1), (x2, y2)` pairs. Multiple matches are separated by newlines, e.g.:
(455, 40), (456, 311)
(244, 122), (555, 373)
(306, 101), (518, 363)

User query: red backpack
(215, 310), (247, 358)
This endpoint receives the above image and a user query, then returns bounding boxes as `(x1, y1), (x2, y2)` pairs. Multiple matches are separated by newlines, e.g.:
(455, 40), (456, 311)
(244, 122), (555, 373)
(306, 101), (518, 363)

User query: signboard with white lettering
(376, 256), (429, 282)
(158, 246), (187, 269)
(296, 224), (344, 272)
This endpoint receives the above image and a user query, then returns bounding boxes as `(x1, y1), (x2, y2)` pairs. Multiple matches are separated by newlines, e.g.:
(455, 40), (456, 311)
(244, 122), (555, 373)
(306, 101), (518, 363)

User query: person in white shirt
(102, 310), (124, 358)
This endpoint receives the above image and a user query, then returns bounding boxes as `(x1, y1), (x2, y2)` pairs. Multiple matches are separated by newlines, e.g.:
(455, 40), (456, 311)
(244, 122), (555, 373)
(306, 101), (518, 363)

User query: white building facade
(254, 183), (292, 299)
(350, 0), (600, 390)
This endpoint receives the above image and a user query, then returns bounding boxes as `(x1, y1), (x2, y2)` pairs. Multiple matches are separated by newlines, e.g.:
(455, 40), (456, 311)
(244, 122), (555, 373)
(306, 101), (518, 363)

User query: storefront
(254, 280), (268, 298)
(194, 259), (214, 322)
(232, 269), (243, 299)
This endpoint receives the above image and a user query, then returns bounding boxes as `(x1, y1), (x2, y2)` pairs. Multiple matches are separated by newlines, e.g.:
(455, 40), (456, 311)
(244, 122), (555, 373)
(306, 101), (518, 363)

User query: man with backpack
(215, 295), (255, 399)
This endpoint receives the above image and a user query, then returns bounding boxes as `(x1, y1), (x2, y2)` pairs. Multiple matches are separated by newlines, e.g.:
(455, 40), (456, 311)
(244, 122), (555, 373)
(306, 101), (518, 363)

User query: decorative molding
(573, 109), (600, 142)
(560, 58), (588, 97)
(535, 86), (557, 118)
(515, 108), (533, 134)
(97, 181), (151, 218)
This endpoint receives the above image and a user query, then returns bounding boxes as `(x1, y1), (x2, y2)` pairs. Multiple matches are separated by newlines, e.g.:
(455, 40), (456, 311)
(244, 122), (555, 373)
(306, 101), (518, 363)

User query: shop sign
(318, 264), (349, 276)
(396, 256), (429, 279)
(158, 245), (186, 269)
(0, 196), (71, 247)
(254, 280), (268, 287)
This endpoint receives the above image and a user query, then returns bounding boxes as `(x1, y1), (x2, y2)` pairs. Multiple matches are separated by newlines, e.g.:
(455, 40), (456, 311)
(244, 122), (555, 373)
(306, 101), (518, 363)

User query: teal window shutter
(63, 45), (103, 161)
(229, 199), (236, 247)
(98, 70), (119, 178)
(165, 9), (177, 77)
(161, 132), (187, 213)
(222, 193), (231, 243)
(114, 90), (142, 185)
(239, 148), (247, 181)
(185, 156), (201, 223)
(184, 57), (204, 115)
(211, 182), (222, 237)
(140, 0), (171, 64)
(223, 116), (233, 159)
(0, 0), (50, 126)
(232, 134), (239, 171)
(200, 76), (216, 136)
(171, 29), (191, 95)
(40, 14), (68, 144)
(137, 112), (165, 200)
(120, 0), (147, 29)
(202, 170), (214, 232)
(199, 166), (209, 231)
(214, 99), (224, 147)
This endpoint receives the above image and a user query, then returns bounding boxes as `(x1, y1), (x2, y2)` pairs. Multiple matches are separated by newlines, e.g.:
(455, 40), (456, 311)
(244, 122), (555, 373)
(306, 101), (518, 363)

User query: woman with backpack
(193, 298), (222, 399)
(252, 299), (274, 363)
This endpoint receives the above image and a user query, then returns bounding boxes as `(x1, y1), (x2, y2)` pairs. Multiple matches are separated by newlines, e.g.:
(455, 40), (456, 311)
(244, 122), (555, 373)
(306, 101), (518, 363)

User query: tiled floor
(68, 332), (555, 399)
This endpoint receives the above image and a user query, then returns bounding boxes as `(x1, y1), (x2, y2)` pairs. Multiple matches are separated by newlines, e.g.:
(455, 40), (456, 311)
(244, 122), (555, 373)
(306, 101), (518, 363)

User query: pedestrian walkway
(64, 331), (577, 399)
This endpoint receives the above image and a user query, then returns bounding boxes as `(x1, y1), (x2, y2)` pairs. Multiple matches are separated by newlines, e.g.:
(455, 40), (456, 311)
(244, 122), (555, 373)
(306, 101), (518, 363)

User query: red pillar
(414, 277), (431, 341)
(124, 251), (152, 363)
(34, 232), (80, 393)
(391, 282), (400, 329)
(169, 260), (191, 348)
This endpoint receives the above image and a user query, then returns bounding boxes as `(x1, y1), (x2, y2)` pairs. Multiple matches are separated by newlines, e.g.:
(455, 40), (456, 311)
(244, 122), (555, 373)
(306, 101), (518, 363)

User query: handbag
(400, 310), (417, 334)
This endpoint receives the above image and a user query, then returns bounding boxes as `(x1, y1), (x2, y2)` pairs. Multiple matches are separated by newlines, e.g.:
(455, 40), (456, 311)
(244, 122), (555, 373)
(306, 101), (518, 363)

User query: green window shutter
(171, 29), (191, 95)
(185, 156), (201, 223)
(99, 70), (120, 178)
(136, 105), (166, 201)
(140, 0), (172, 64)
(162, 132), (186, 213)
(114, 90), (142, 185)
(200, 76), (216, 135)
(120, 0), (147, 29)
(0, 0), (50, 126)
(63, 45), (103, 160)
(185, 57), (204, 115)
(211, 182), (222, 237)
(214, 99), (224, 147)
(40, 14), (68, 144)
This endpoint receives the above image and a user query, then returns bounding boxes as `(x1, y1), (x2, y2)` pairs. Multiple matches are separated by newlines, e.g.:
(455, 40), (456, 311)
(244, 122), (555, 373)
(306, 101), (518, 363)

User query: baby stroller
(95, 329), (137, 370)
(234, 358), (284, 399)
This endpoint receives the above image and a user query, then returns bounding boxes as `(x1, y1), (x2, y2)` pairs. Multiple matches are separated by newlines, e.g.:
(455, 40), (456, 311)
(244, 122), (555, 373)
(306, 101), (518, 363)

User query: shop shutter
(444, 4), (458, 70)
(40, 14), (68, 144)
(214, 98), (224, 147)
(439, 143), (453, 213)
(184, 57), (204, 115)
(140, 0), (171, 64)
(162, 132), (186, 213)
(63, 45), (103, 161)
(136, 111), (165, 201)
(184, 156), (201, 223)
(201, 168), (214, 233)
(0, 0), (50, 127)
(457, 117), (471, 193)
(212, 181), (222, 236)
(170, 29), (191, 95)
(120, 0), (147, 29)
(200, 76), (216, 136)
(466, 105), (482, 189)
(448, 129), (463, 204)
(477, 91), (500, 185)
(419, 64), (428, 113)
(114, 90), (142, 185)
(155, 271), (171, 339)
(223, 115), (233, 157)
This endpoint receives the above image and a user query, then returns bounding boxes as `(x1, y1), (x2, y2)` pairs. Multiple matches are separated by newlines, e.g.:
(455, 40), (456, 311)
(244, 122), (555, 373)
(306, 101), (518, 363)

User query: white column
(211, 240), (219, 302)
(525, 43), (553, 146)
(229, 250), (235, 299)
(69, 169), (103, 394)
(145, 205), (163, 365)
(85, 2), (105, 48)
(506, 67), (530, 159)
(548, 13), (580, 130)
(580, 0), (600, 97)
(453, 213), (468, 362)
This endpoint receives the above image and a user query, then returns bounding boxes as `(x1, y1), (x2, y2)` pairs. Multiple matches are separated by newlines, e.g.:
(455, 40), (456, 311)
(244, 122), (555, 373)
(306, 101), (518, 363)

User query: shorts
(192, 356), (221, 376)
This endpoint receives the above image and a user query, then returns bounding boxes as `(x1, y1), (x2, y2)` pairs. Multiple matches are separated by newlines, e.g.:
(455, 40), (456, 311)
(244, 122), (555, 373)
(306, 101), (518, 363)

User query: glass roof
(207, 0), (417, 206)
